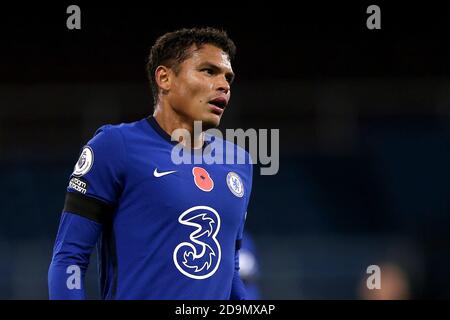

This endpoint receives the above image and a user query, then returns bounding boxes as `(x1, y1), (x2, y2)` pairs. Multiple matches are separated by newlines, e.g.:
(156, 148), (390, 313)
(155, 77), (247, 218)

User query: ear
(155, 65), (172, 93)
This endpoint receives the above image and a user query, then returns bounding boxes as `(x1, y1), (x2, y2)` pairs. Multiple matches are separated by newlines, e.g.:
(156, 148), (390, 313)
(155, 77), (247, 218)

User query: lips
(208, 97), (228, 110)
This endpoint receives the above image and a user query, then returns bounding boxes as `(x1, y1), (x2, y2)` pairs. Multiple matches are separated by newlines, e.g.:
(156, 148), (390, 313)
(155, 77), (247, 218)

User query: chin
(201, 113), (221, 130)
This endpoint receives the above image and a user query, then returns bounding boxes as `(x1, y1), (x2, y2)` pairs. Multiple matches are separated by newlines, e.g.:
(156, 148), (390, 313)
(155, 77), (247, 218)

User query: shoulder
(223, 138), (253, 165)
(80, 119), (146, 169)
(207, 134), (253, 177)
(93, 119), (143, 137)
(90, 119), (145, 144)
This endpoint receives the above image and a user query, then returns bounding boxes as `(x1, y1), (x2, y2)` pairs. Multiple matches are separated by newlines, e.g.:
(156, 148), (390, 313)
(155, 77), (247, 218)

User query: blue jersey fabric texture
(48, 117), (252, 300)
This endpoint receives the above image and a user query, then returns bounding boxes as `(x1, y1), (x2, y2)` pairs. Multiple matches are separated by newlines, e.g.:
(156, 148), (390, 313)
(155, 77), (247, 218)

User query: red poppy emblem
(192, 167), (214, 192)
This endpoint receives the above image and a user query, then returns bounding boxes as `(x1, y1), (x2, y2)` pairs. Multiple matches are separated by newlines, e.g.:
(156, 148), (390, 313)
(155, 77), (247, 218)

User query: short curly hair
(146, 27), (236, 103)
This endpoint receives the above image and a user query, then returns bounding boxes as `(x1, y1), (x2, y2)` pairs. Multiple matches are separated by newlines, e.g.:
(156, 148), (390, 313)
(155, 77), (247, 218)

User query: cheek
(178, 74), (211, 104)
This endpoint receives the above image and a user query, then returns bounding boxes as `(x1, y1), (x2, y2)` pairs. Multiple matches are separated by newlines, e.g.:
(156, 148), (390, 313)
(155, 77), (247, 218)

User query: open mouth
(208, 97), (227, 110)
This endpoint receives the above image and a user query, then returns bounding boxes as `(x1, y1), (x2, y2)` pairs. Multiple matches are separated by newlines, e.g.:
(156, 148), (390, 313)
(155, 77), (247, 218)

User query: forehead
(185, 44), (232, 70)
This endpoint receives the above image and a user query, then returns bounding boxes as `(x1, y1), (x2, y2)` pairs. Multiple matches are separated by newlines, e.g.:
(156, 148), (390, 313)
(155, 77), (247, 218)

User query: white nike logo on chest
(153, 168), (177, 178)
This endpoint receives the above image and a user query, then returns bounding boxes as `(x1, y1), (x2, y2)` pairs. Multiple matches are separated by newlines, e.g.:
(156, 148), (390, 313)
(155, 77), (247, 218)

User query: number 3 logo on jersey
(173, 206), (221, 280)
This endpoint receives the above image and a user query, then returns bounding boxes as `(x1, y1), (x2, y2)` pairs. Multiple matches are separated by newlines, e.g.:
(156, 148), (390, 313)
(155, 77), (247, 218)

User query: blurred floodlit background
(1, 3), (450, 299)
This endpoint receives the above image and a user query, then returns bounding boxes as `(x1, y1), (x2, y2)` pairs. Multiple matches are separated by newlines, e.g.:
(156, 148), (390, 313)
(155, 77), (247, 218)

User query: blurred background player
(239, 231), (261, 299)
(357, 261), (412, 300)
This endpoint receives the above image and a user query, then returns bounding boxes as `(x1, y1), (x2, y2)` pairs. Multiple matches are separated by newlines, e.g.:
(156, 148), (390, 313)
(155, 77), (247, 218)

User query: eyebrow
(200, 62), (235, 83)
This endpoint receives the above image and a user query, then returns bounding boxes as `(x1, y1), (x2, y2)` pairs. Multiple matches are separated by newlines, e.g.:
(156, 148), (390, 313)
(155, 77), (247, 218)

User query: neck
(153, 102), (204, 149)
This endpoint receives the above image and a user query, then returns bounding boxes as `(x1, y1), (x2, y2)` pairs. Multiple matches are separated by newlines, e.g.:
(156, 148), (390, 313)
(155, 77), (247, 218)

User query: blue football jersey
(49, 116), (252, 299)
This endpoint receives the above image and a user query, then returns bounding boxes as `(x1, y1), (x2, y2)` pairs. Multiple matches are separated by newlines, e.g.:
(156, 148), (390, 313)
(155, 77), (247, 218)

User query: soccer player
(239, 231), (261, 299)
(48, 27), (253, 299)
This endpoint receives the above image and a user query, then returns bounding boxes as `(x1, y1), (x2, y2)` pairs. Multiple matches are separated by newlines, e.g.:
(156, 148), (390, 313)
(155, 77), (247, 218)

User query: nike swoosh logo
(153, 168), (177, 178)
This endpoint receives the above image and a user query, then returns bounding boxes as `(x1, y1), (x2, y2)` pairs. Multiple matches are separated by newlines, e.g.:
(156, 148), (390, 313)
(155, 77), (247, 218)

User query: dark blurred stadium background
(1, 3), (450, 299)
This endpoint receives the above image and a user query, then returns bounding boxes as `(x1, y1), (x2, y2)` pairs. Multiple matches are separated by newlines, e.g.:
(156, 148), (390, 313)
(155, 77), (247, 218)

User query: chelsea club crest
(226, 172), (244, 198)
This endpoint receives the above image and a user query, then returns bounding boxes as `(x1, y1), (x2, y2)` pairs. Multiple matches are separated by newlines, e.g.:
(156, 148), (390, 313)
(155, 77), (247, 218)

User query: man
(48, 27), (253, 300)
(239, 231), (261, 299)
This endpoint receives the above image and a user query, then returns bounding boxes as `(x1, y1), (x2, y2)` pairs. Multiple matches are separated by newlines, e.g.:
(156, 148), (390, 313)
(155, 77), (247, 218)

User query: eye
(201, 68), (214, 75)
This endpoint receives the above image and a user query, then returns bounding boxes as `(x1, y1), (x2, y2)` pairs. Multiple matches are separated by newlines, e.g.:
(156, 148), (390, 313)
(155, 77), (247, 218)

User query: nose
(216, 76), (230, 94)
